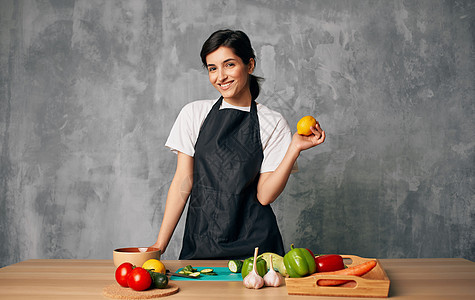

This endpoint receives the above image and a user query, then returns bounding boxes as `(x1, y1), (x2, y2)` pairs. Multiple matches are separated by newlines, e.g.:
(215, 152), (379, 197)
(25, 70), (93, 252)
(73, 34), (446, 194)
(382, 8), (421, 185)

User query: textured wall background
(1, 0), (473, 267)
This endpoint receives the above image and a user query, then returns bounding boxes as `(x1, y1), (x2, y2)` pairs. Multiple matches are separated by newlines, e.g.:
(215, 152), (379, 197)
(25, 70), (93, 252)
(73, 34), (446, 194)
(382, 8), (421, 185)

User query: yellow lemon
(297, 116), (317, 136)
(142, 259), (166, 274)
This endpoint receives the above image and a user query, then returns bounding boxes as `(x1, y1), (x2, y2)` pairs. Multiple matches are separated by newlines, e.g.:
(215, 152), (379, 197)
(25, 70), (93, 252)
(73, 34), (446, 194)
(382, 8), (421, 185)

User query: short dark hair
(200, 29), (263, 101)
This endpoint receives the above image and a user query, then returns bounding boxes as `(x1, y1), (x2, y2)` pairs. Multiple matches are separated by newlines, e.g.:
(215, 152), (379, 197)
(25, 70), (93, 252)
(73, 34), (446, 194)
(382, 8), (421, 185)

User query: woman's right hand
(151, 152), (194, 259)
(151, 243), (165, 255)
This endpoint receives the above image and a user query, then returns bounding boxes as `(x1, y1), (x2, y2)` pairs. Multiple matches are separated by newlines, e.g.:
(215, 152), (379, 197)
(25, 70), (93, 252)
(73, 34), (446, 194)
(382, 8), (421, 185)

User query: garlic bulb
(263, 254), (284, 287)
(243, 247), (265, 289)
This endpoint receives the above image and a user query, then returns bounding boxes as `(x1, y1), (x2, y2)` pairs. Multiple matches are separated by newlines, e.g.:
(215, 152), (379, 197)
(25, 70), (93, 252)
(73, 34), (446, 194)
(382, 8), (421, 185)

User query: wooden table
(0, 258), (473, 299)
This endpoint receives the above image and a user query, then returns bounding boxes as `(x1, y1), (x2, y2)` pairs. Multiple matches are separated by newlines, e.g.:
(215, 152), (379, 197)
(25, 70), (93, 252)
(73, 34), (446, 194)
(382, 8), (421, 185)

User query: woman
(152, 29), (325, 259)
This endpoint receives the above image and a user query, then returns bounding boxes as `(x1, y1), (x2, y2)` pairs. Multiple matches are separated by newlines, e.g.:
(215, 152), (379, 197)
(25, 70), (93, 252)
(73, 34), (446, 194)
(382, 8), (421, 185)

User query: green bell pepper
(283, 244), (317, 278)
(241, 256), (267, 279)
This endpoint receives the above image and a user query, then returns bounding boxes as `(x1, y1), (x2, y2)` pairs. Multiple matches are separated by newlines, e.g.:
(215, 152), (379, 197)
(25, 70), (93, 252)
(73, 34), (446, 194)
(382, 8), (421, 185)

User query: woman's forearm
(154, 179), (190, 253)
(153, 153), (193, 254)
(256, 143), (300, 206)
(257, 125), (325, 206)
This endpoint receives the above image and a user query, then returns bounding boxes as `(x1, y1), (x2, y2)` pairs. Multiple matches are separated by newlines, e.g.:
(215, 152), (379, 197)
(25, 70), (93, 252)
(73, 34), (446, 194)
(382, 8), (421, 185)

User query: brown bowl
(113, 247), (161, 268)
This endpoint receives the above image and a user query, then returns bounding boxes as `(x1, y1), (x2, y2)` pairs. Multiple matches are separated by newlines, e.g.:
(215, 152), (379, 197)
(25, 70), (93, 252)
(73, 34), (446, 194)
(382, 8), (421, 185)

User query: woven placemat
(103, 283), (179, 299)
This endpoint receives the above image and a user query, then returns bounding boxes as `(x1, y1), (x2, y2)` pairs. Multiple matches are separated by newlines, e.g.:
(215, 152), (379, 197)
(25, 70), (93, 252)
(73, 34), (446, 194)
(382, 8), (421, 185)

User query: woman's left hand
(291, 121), (326, 152)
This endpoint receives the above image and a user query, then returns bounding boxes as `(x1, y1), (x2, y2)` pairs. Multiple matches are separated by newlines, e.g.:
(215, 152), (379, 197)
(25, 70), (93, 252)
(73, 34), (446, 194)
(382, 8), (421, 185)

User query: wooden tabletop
(0, 258), (474, 299)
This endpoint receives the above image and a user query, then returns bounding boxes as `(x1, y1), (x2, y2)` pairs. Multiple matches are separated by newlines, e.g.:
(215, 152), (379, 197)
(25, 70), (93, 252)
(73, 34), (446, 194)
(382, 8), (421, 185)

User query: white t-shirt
(165, 99), (298, 173)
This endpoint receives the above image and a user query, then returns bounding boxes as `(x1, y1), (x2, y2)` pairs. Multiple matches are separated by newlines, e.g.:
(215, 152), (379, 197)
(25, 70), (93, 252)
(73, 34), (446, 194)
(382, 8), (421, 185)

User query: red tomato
(115, 262), (134, 287)
(315, 254), (345, 272)
(127, 267), (152, 291)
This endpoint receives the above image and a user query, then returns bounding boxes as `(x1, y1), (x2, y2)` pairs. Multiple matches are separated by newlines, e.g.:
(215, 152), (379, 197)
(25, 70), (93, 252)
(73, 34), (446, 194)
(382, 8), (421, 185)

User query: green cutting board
(170, 267), (242, 281)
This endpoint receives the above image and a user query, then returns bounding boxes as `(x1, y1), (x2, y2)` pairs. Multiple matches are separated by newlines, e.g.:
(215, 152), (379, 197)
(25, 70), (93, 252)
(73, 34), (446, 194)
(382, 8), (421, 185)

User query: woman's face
(205, 46), (255, 105)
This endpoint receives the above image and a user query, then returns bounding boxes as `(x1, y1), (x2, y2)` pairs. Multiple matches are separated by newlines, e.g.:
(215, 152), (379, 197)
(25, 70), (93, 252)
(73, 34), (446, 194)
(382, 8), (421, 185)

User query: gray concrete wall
(1, 0), (473, 267)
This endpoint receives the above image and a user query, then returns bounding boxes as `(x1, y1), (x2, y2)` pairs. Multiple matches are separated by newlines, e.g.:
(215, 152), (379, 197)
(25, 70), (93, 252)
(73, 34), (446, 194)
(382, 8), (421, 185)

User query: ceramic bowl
(113, 247), (161, 268)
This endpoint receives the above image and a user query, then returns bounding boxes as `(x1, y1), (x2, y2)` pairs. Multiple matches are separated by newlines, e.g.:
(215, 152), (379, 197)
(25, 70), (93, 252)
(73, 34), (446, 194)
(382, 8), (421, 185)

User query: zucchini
(200, 268), (214, 274)
(203, 272), (218, 275)
(188, 271), (201, 278)
(183, 265), (197, 272)
(179, 265), (216, 277)
(228, 260), (243, 273)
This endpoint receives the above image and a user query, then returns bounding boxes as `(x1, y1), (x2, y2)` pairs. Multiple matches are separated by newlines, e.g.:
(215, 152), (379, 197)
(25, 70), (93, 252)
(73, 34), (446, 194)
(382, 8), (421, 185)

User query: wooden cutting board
(285, 255), (390, 298)
(103, 283), (179, 299)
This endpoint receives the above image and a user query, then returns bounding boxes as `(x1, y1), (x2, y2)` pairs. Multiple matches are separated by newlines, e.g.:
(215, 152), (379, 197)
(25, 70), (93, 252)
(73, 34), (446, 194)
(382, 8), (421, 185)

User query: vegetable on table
(228, 260), (243, 273)
(315, 254), (345, 273)
(200, 268), (217, 275)
(115, 262), (134, 287)
(241, 255), (267, 279)
(149, 271), (169, 289)
(263, 254), (284, 287)
(177, 265), (218, 277)
(316, 259), (378, 286)
(179, 265), (200, 277)
(188, 272), (201, 278)
(243, 247), (265, 289)
(181, 265), (198, 274)
(142, 259), (166, 274)
(200, 268), (214, 274)
(306, 248), (315, 258)
(127, 267), (152, 291)
(258, 252), (288, 277)
(283, 244), (317, 278)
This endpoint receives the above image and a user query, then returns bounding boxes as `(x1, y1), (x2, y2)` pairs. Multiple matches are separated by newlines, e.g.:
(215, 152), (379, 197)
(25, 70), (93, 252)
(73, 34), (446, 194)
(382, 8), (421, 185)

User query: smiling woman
(1, 0), (471, 270)
(200, 29), (262, 104)
(205, 46), (255, 106)
(151, 29), (325, 260)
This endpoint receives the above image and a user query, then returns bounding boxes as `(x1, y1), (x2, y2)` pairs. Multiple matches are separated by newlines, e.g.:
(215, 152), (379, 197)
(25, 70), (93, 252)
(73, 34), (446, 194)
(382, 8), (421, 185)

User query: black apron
(179, 97), (284, 260)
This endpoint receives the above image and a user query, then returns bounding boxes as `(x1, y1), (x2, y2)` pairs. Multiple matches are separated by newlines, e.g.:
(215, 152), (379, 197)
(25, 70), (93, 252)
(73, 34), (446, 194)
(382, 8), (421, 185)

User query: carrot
(315, 260), (377, 286)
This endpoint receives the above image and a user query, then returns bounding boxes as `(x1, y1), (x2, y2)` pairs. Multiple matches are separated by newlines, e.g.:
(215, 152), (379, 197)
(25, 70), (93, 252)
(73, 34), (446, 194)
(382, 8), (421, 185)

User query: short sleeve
(165, 100), (215, 157)
(260, 116), (299, 173)
(165, 104), (196, 157)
